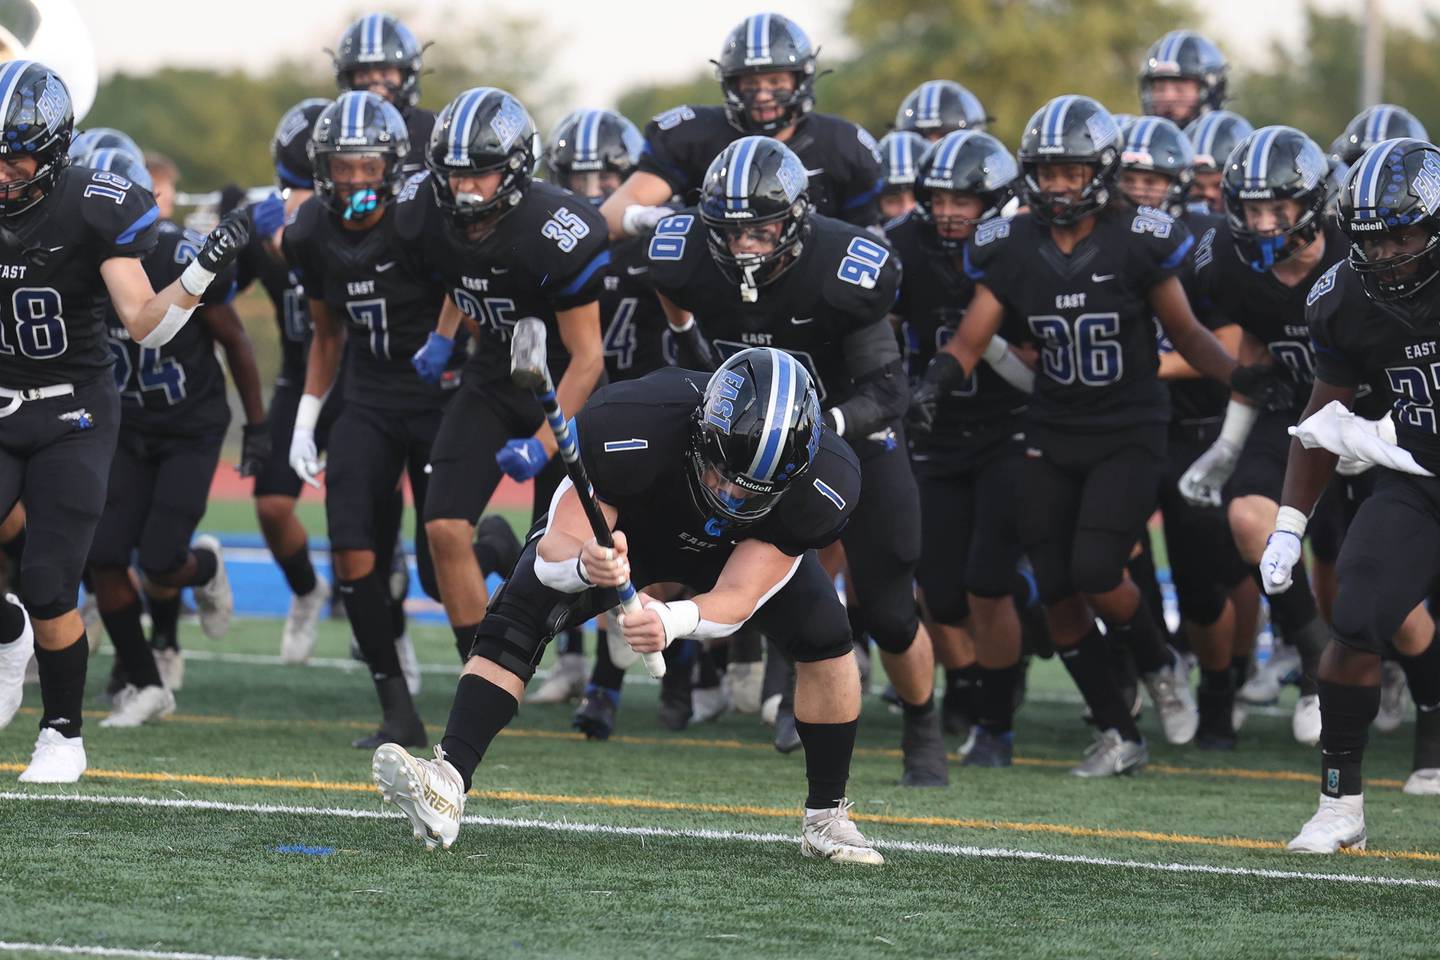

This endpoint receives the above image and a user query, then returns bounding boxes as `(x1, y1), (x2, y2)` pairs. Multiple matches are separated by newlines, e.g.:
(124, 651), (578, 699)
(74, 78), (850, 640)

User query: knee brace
(864, 601), (920, 655)
(1329, 572), (1389, 656)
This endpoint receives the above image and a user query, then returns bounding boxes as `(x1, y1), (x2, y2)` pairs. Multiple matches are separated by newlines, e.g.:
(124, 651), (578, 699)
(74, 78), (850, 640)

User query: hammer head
(509, 317), (550, 392)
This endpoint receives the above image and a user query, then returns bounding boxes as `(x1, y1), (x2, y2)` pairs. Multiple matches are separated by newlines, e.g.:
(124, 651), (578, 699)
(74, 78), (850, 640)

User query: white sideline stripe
(4, 792), (1436, 890)
(0, 941), (295, 960)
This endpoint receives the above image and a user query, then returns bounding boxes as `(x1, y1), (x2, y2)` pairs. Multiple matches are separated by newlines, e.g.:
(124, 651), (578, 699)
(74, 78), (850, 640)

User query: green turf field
(1, 613), (1436, 960)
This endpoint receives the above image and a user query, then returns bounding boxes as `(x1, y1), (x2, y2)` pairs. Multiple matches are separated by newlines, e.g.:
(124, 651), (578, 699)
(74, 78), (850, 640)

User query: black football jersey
(601, 234), (669, 381)
(106, 221), (237, 436)
(393, 175), (610, 383)
(282, 196), (453, 412)
(401, 107), (436, 179)
(638, 106), (884, 226)
(964, 206), (1193, 431)
(1308, 260), (1440, 472)
(645, 209), (899, 411)
(0, 165), (160, 390)
(886, 211), (1028, 451)
(236, 201), (309, 387)
(574, 367), (861, 589)
(1191, 221), (1349, 414)
(1159, 210), (1229, 426)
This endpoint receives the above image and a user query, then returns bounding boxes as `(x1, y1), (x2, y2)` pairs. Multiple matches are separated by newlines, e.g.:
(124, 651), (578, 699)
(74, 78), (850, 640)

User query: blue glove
(411, 332), (454, 383)
(495, 437), (549, 481)
(251, 192), (285, 237)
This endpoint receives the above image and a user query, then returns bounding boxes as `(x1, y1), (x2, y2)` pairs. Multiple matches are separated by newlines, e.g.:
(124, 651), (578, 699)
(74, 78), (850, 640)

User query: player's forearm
(435, 297), (463, 339)
(1168, 319), (1237, 386)
(688, 554), (803, 637)
(123, 278), (202, 347)
(302, 325), (344, 400)
(831, 322), (907, 436)
(216, 320), (267, 425)
(1280, 382), (1354, 515)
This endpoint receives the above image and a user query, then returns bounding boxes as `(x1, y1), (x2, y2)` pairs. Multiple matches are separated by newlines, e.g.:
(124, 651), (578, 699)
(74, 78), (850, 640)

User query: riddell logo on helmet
(921, 176), (955, 189)
(721, 208), (756, 220)
(743, 56), (775, 67)
(1238, 188), (1274, 200)
(1036, 145), (1066, 154)
(570, 159), (604, 172)
(1346, 219), (1386, 231)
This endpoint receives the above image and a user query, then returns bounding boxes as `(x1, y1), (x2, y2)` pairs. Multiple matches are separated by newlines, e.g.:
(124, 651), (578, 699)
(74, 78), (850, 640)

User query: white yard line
(3, 791), (1434, 890)
(0, 941), (295, 960)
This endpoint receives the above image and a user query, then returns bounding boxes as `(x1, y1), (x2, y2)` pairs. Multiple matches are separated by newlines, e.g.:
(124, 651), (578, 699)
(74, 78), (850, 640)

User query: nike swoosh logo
(804, 167), (825, 177)
(790, 316), (814, 325)
(491, 266), (510, 275)
(1091, 273), (1115, 283)
(375, 261), (396, 272)
(626, 265), (649, 276)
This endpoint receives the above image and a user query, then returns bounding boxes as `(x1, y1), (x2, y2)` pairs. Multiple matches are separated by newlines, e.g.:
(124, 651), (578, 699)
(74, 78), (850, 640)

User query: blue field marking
(273, 844), (336, 856)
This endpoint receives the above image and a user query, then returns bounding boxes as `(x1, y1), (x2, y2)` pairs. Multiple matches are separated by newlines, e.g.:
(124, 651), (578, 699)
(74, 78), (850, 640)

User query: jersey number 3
(0, 288), (66, 360)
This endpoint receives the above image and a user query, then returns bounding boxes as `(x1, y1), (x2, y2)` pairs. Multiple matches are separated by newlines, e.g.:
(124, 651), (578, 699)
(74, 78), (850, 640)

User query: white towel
(1288, 400), (1434, 477)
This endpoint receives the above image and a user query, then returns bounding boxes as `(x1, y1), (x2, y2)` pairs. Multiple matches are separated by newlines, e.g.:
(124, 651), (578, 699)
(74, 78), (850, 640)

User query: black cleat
(572, 686), (618, 741)
(475, 514), (523, 579)
(773, 704), (802, 754)
(900, 709), (950, 787)
(962, 728), (1014, 767)
(1195, 731), (1238, 751)
(658, 656), (693, 731)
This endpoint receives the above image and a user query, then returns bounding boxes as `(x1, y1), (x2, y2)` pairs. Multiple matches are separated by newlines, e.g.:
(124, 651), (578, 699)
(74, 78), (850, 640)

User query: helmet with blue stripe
(689, 347), (824, 526)
(1331, 105), (1428, 175)
(308, 91), (410, 221)
(0, 60), (73, 217)
(1116, 115), (1195, 217)
(270, 98), (331, 192)
(1184, 110), (1252, 174)
(69, 126), (141, 166)
(427, 87), (538, 231)
(543, 109), (643, 202)
(878, 131), (927, 191)
(699, 136), (811, 298)
(1017, 94), (1121, 226)
(332, 13), (425, 111)
(1338, 137), (1440, 328)
(1222, 125), (1329, 272)
(1139, 30), (1228, 126)
(81, 146), (152, 192)
(894, 80), (987, 139)
(913, 130), (1017, 251)
(713, 13), (818, 135)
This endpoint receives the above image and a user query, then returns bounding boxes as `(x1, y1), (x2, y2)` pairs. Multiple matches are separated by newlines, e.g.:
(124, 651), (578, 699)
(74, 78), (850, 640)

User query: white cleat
(760, 692), (782, 727)
(1287, 793), (1366, 853)
(528, 653), (587, 705)
(1071, 729), (1149, 778)
(1142, 651), (1198, 745)
(691, 684), (730, 723)
(80, 592), (102, 653)
(724, 660), (764, 715)
(1403, 768), (1440, 796)
(18, 728), (86, 783)
(280, 578), (330, 665)
(155, 647), (185, 692)
(801, 799), (885, 866)
(1240, 645), (1301, 705)
(0, 593), (34, 729)
(1232, 701), (1249, 733)
(372, 743), (465, 851)
(1374, 662), (1407, 733)
(192, 535), (233, 640)
(100, 684), (175, 727)
(396, 632), (421, 697)
(1292, 694), (1322, 746)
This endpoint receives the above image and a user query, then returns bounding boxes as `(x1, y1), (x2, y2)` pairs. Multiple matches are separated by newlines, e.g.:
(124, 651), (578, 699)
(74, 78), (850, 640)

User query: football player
(599, 13), (884, 239)
(1327, 105), (1428, 186)
(938, 96), (1286, 776)
(894, 129), (1033, 765)
(1266, 138), (1440, 851)
(395, 88), (606, 665)
(332, 13), (434, 177)
(893, 80), (988, 142)
(0, 62), (248, 780)
(283, 92), (458, 748)
(84, 149), (266, 721)
(636, 136), (948, 785)
(876, 130), (927, 223)
(1137, 30), (1228, 128)
(372, 349), (885, 864)
(1183, 111), (1253, 219)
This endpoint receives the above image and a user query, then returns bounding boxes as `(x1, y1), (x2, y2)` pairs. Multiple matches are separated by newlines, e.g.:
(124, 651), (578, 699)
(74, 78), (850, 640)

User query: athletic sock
(36, 639), (88, 737)
(1060, 626), (1142, 742)
(557, 626), (585, 658)
(452, 624), (477, 663)
(0, 593), (24, 644)
(976, 663), (1022, 734)
(901, 694), (935, 718)
(440, 673), (519, 791)
(696, 645), (721, 689)
(1110, 599), (1172, 676)
(795, 718), (857, 810)
(147, 593), (180, 652)
(276, 546), (318, 597)
(338, 573), (402, 680)
(590, 632), (627, 690)
(189, 547), (218, 588)
(1397, 640), (1440, 770)
(1318, 679), (1380, 798)
(1230, 654), (1253, 692)
(1198, 668), (1235, 735)
(101, 600), (163, 688)
(1254, 566), (1325, 680)
(945, 663), (981, 708)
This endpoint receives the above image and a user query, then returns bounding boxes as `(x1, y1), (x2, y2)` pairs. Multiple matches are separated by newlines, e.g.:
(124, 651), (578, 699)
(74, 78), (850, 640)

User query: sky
(72, 0), (1428, 110)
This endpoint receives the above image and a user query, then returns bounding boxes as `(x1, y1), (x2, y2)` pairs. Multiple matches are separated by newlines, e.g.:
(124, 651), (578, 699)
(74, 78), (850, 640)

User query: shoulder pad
(855, 124), (881, 163)
(1192, 225), (1219, 273)
(519, 184), (608, 270)
(973, 217), (1011, 247)
(1306, 260), (1342, 307)
(650, 105), (698, 132)
(819, 220), (900, 317)
(644, 209), (704, 290)
(1129, 206), (1177, 238)
(74, 167), (160, 256)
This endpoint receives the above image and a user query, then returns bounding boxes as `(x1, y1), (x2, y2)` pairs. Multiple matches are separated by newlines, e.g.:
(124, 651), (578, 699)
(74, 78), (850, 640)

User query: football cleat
(1142, 651), (1198, 745)
(100, 684), (175, 727)
(1071, 729), (1148, 778)
(723, 660), (764, 715)
(80, 592), (102, 652)
(191, 535), (233, 639)
(372, 743), (465, 851)
(18, 728), (86, 783)
(1403, 768), (1440, 796)
(280, 578), (330, 665)
(691, 683), (730, 723)
(800, 799), (885, 866)
(1239, 645), (1301, 705)
(1374, 661), (1407, 733)
(899, 708), (949, 787)
(1287, 793), (1366, 853)
(962, 728), (1014, 767)
(528, 653), (587, 705)
(396, 631), (421, 698)
(773, 703), (802, 754)
(0, 593), (34, 729)
(658, 664), (693, 731)
(1292, 694), (1322, 746)
(572, 686), (618, 741)
(155, 647), (184, 692)
(760, 692), (782, 727)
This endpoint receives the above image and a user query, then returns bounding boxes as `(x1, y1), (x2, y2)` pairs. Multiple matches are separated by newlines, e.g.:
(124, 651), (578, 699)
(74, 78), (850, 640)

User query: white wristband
(982, 333), (1010, 365)
(1220, 399), (1260, 448)
(534, 552), (591, 593)
(139, 303), (195, 348)
(667, 315), (696, 334)
(646, 599), (702, 646)
(179, 259), (217, 298)
(1275, 505), (1308, 538)
(295, 393), (324, 433)
(828, 407), (846, 438)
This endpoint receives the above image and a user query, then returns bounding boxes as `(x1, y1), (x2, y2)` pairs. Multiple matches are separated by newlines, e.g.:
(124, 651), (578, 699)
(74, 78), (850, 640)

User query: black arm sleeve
(831, 320), (907, 437)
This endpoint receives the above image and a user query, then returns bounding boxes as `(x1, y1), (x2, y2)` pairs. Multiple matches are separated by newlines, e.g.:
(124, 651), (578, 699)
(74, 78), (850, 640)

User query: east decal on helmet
(427, 87), (538, 230)
(1118, 115), (1196, 217)
(0, 59), (74, 217)
(713, 13), (818, 135)
(1017, 94), (1121, 226)
(894, 80), (987, 137)
(913, 130), (1018, 251)
(1139, 30), (1228, 122)
(1221, 125), (1330, 272)
(332, 13), (425, 110)
(307, 91), (411, 221)
(271, 98), (331, 191)
(698, 135), (812, 300)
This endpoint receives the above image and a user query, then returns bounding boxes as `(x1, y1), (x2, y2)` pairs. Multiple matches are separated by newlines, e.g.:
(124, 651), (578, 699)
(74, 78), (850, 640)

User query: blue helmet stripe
(747, 13), (772, 60)
(727, 137), (757, 211)
(1245, 127), (1280, 187)
(447, 88), (489, 165)
(921, 81), (939, 123)
(1042, 96), (1075, 149)
(1195, 113), (1221, 158)
(361, 14), (384, 59)
(575, 110), (598, 162)
(1353, 139), (1398, 216)
(1365, 105), (1393, 147)
(1159, 30), (1186, 65)
(749, 349), (798, 482)
(934, 131), (968, 179)
(90, 147), (117, 171)
(0, 61), (30, 129)
(340, 91), (366, 141)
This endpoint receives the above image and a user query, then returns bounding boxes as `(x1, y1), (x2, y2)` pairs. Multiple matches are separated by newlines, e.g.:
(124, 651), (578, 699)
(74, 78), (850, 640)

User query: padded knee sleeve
(1070, 528), (1135, 597)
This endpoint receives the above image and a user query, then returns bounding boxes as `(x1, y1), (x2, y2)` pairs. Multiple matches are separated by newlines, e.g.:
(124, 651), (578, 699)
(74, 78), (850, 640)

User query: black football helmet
(308, 91), (410, 221)
(1117, 115), (1195, 217)
(427, 87), (538, 230)
(878, 131), (927, 192)
(698, 136), (812, 300)
(1330, 105), (1429, 175)
(80, 147), (152, 192)
(689, 347), (824, 526)
(894, 80), (987, 138)
(1017, 95), (1121, 226)
(68, 126), (141, 166)
(1139, 30), (1228, 125)
(1222, 126), (1330, 272)
(271, 98), (331, 191)
(1185, 109), (1253, 174)
(1338, 138), (1440, 328)
(913, 130), (1018, 251)
(332, 13), (425, 111)
(713, 13), (818, 135)
(543, 108), (643, 201)
(0, 60), (73, 217)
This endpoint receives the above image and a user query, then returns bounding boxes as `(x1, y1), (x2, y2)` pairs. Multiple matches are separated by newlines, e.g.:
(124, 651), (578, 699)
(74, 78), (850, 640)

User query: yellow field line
(1, 761), (1435, 863)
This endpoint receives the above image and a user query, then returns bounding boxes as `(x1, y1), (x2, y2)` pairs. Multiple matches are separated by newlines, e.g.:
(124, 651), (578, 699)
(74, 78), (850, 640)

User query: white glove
(1260, 531), (1303, 595)
(1179, 438), (1240, 507)
(288, 393), (325, 489)
(621, 204), (675, 237)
